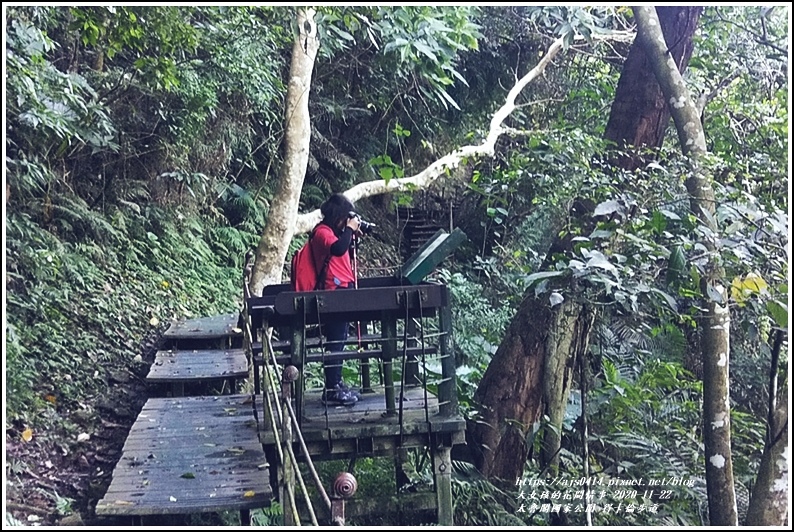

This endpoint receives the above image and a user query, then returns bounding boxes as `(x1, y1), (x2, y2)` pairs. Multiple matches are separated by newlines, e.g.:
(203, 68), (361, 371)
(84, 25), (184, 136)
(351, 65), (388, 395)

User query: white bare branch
(294, 35), (567, 235)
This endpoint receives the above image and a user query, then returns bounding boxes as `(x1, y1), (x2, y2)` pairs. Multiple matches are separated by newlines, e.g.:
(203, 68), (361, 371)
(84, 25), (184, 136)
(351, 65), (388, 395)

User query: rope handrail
(244, 294), (331, 526)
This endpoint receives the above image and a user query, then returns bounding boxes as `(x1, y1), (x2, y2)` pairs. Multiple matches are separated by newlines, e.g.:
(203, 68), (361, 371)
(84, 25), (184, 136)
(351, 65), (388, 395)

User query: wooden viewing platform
(258, 385), (465, 458)
(248, 271), (467, 525)
(95, 394), (271, 519)
(97, 231), (468, 525)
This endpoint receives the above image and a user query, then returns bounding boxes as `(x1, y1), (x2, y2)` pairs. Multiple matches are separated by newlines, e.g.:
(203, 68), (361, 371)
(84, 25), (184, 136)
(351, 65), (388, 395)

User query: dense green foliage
(4, 4), (788, 527)
(5, 206), (250, 423)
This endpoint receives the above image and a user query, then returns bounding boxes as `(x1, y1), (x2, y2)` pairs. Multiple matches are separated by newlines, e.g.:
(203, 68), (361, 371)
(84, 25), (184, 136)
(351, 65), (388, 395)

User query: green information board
(397, 228), (467, 284)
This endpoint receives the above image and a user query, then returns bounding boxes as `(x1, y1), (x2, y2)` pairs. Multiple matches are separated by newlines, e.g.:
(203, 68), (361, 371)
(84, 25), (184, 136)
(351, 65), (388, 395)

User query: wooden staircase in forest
(397, 206), (446, 261)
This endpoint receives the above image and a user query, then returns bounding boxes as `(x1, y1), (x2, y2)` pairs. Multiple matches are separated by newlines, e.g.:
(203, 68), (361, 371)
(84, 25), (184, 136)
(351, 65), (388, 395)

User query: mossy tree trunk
(634, 5), (737, 525)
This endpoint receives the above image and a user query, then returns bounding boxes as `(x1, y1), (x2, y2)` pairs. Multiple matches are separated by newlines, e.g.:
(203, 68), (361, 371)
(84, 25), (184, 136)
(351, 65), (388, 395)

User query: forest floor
(3, 328), (184, 527)
(5, 363), (149, 526)
(5, 325), (242, 527)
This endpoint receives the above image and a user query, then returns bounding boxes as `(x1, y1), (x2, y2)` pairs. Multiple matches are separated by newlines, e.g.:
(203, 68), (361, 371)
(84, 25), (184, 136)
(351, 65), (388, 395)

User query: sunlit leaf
(524, 271), (564, 285)
(706, 284), (724, 304)
(549, 292), (564, 307)
(594, 200), (621, 217)
(651, 288), (678, 312)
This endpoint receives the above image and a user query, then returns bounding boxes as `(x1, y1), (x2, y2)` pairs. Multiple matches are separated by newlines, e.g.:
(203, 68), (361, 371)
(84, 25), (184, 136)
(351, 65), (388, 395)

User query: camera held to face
(349, 211), (376, 235)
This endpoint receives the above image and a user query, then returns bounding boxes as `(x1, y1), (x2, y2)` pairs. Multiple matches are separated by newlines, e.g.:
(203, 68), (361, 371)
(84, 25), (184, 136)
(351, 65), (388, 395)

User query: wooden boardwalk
(162, 313), (243, 342)
(95, 394), (271, 516)
(160, 313), (244, 354)
(96, 313), (271, 521)
(146, 348), (248, 384)
(97, 293), (466, 524)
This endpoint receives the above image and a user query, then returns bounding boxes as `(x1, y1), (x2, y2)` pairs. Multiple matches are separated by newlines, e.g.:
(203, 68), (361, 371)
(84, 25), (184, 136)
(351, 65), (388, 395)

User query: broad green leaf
(524, 271), (565, 285)
(651, 288), (678, 312)
(666, 245), (687, 286)
(413, 41), (438, 62)
(586, 251), (616, 273)
(767, 299), (788, 329)
(660, 209), (681, 220)
(650, 210), (667, 234)
(589, 229), (613, 239)
(379, 166), (393, 181)
(594, 200), (621, 217)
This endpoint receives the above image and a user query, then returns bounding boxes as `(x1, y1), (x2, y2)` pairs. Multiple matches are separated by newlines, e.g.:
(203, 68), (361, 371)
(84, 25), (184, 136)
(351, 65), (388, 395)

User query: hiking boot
(337, 381), (362, 401)
(321, 383), (358, 407)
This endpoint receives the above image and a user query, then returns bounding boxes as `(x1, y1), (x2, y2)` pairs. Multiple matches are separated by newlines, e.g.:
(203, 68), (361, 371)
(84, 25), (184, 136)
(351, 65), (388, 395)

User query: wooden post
(261, 324), (272, 434)
(433, 445), (453, 526)
(252, 320), (261, 396)
(437, 293), (457, 417)
(291, 298), (306, 424)
(360, 322), (373, 393)
(281, 370), (296, 526)
(361, 358), (372, 393)
(395, 447), (411, 523)
(381, 311), (397, 416)
(330, 472), (357, 526)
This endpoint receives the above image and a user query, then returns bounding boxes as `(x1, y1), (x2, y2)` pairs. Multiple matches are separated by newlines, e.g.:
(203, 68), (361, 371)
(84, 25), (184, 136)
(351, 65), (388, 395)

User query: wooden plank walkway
(258, 385), (466, 457)
(146, 348), (248, 384)
(162, 313), (243, 342)
(95, 394), (271, 516)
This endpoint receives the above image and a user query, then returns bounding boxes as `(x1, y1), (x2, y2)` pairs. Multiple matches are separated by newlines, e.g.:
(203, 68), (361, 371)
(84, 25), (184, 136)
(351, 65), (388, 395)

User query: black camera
(349, 211), (376, 235)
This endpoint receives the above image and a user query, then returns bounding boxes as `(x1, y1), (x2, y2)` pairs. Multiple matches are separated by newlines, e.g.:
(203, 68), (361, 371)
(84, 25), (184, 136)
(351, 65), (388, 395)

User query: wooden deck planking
(146, 349), (248, 383)
(258, 385), (466, 448)
(303, 384), (438, 423)
(96, 394), (271, 517)
(162, 313), (243, 340)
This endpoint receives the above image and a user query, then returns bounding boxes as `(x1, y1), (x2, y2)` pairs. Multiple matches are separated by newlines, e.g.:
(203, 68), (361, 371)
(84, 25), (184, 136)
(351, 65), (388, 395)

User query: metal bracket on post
(396, 289), (427, 307)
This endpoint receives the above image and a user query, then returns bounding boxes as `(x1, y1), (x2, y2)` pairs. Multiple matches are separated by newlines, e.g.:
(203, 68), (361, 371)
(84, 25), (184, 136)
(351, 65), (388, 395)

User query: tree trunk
(540, 300), (595, 475)
(248, 30), (571, 294)
(634, 5), (737, 525)
(746, 385), (789, 526)
(468, 293), (552, 482)
(604, 7), (702, 157)
(249, 8), (319, 296)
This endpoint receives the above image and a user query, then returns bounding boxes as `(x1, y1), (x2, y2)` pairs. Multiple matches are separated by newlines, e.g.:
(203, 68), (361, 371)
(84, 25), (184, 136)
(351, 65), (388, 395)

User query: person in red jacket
(310, 193), (363, 406)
